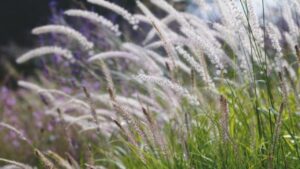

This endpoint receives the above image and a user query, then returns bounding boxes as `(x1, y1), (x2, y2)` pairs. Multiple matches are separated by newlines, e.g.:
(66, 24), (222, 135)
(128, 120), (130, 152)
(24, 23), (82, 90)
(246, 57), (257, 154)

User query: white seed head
(17, 46), (74, 64)
(88, 51), (139, 62)
(136, 74), (199, 106)
(64, 9), (122, 36)
(32, 25), (94, 50)
(87, 0), (139, 29)
(175, 46), (215, 89)
(266, 23), (283, 58)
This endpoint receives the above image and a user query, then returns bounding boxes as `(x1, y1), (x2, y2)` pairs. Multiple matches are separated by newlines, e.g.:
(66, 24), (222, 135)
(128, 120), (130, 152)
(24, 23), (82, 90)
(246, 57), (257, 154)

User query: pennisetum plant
(1, 0), (300, 168)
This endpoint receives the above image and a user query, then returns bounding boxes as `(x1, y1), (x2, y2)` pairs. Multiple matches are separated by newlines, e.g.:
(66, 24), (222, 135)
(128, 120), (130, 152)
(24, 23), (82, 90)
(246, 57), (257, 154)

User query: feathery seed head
(64, 9), (122, 36)
(32, 25), (94, 50)
(87, 0), (139, 30)
(17, 46), (74, 64)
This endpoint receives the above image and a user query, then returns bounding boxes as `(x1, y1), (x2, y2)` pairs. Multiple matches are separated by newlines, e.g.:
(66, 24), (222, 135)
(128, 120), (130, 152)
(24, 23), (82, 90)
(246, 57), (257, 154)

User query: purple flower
(47, 123), (54, 132)
(5, 97), (16, 107)
(8, 131), (17, 139)
(33, 111), (43, 120)
(61, 87), (72, 94)
(12, 140), (20, 148)
(93, 82), (100, 90)
(0, 87), (9, 99)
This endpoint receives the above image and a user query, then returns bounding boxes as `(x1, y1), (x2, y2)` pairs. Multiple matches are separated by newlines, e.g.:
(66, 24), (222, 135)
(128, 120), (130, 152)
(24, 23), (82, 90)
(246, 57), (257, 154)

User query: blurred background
(0, 0), (137, 87)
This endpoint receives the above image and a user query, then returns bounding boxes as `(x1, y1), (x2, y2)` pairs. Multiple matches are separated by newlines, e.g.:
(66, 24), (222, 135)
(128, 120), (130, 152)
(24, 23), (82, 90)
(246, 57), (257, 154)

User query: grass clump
(1, 0), (300, 168)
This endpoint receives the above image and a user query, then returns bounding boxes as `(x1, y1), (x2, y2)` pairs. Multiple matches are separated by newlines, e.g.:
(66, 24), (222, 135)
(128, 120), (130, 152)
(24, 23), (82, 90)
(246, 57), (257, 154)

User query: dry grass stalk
(191, 69), (196, 89)
(99, 60), (115, 95)
(267, 73), (288, 169)
(113, 119), (146, 163)
(107, 87), (116, 101)
(142, 107), (167, 155)
(112, 102), (147, 162)
(269, 102), (285, 169)
(46, 151), (73, 169)
(83, 86), (101, 133)
(165, 61), (175, 82)
(283, 67), (299, 104)
(84, 144), (95, 167)
(295, 45), (300, 63)
(65, 153), (81, 169)
(0, 122), (32, 146)
(112, 102), (146, 142)
(56, 108), (76, 154)
(220, 95), (229, 142)
(0, 158), (32, 169)
(34, 149), (57, 169)
(113, 119), (138, 147)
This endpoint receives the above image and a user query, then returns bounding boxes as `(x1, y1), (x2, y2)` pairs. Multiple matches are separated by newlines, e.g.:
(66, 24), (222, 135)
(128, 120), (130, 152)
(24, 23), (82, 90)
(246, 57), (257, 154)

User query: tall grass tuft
(1, 0), (300, 168)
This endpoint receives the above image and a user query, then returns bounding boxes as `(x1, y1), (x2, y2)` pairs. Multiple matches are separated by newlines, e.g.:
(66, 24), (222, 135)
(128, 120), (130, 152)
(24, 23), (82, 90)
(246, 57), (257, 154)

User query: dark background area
(0, 0), (135, 46)
(0, 0), (69, 46)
